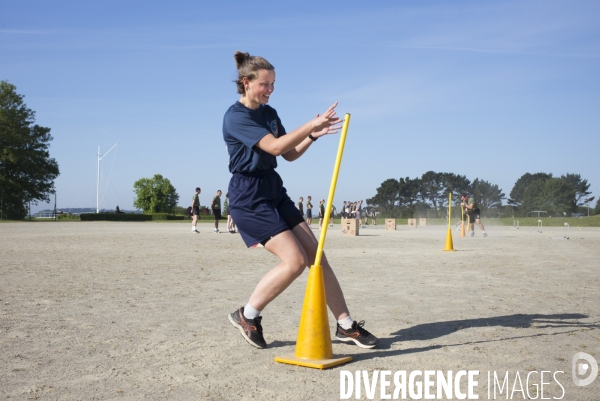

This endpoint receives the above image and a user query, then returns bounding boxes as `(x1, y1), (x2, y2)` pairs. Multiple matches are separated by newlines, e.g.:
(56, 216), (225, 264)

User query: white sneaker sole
(336, 335), (378, 349)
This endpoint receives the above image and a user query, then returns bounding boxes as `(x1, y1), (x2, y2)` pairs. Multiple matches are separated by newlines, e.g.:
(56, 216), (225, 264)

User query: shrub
(151, 213), (186, 221)
(57, 214), (80, 221)
(80, 213), (152, 221)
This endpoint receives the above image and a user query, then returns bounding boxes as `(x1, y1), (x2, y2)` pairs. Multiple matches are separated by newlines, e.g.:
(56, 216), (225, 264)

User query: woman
(223, 51), (378, 349)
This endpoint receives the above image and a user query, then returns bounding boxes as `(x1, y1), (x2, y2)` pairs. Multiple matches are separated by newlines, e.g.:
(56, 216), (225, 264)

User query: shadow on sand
(335, 313), (599, 361)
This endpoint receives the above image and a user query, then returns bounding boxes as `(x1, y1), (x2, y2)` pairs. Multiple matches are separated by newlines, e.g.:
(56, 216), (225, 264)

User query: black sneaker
(228, 307), (267, 349)
(335, 320), (379, 349)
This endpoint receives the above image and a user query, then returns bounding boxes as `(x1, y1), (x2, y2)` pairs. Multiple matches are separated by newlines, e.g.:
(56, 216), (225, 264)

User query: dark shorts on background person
(464, 208), (481, 221)
(193, 206), (200, 216)
(306, 209), (312, 219)
(213, 209), (222, 220)
(228, 169), (304, 247)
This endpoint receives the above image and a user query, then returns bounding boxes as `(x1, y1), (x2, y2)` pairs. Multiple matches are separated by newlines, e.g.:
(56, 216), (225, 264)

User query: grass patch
(373, 216), (600, 227)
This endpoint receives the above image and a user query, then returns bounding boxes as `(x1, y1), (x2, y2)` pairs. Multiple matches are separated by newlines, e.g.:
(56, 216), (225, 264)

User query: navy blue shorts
(228, 169), (303, 247)
(306, 209), (312, 219)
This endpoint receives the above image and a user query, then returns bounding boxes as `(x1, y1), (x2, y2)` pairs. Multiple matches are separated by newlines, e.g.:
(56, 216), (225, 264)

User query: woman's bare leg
(291, 222), (350, 320)
(247, 230), (308, 310)
(246, 223), (350, 321)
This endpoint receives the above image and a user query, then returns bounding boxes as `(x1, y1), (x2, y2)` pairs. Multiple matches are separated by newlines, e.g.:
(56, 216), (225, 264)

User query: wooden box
(385, 219), (396, 231)
(408, 218), (417, 228)
(341, 218), (359, 236)
(419, 218), (427, 227)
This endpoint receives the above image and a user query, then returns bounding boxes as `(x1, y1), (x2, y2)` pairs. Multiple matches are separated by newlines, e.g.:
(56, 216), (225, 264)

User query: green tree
(560, 173), (594, 206)
(594, 198), (600, 215)
(472, 178), (505, 217)
(398, 177), (422, 217)
(0, 81), (60, 219)
(521, 177), (576, 217)
(508, 172), (552, 216)
(367, 178), (400, 217)
(419, 171), (445, 215)
(442, 173), (471, 206)
(133, 174), (179, 213)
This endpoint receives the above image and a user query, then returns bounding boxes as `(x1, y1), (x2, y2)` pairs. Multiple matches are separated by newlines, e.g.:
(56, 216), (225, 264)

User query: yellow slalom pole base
(460, 222), (466, 238)
(443, 228), (456, 252)
(275, 264), (352, 369)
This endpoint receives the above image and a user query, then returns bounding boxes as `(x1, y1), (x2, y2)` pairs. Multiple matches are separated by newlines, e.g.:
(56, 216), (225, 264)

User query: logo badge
(572, 352), (598, 386)
(270, 120), (279, 137)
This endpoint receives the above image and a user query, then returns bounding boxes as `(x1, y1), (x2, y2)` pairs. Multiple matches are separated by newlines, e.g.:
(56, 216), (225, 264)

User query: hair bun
(234, 51), (250, 68)
(233, 51), (274, 95)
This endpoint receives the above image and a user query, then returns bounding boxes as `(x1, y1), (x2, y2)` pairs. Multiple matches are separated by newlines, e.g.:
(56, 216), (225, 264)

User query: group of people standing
(341, 200), (376, 228)
(190, 188), (237, 234)
(295, 197), (377, 229)
(296, 196), (329, 229)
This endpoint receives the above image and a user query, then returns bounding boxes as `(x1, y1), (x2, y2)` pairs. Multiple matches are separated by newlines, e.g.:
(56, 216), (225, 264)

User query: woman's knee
(284, 254), (308, 277)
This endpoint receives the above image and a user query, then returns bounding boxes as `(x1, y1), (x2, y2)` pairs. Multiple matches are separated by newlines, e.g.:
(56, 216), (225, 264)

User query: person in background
(191, 187), (201, 233)
(318, 199), (325, 229)
(306, 195), (313, 226)
(371, 205), (377, 225)
(211, 190), (222, 233)
(460, 193), (487, 237)
(329, 203), (336, 228)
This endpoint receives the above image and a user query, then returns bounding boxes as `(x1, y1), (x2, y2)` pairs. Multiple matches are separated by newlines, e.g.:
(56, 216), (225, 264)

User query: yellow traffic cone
(443, 227), (456, 252)
(275, 263), (352, 369)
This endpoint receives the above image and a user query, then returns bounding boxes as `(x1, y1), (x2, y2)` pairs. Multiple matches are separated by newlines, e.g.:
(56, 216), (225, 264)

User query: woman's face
(244, 69), (275, 107)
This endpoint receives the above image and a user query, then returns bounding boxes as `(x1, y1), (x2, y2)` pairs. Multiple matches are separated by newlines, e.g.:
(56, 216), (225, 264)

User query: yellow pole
(448, 193), (452, 229)
(275, 114), (353, 369)
(460, 201), (466, 237)
(314, 114), (350, 267)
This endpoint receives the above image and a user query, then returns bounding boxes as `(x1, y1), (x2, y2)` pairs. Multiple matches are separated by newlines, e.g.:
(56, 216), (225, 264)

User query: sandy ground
(1, 221), (599, 400)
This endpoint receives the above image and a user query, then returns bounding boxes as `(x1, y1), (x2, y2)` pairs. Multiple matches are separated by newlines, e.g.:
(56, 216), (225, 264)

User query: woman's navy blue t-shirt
(223, 101), (287, 173)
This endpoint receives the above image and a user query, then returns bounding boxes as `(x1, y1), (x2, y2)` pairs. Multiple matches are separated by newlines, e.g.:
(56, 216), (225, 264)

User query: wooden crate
(408, 218), (417, 228)
(341, 218), (359, 236)
(419, 218), (427, 227)
(385, 219), (396, 231)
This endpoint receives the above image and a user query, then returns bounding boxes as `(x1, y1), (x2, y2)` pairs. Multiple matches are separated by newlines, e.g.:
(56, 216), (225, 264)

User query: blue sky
(2, 1), (599, 213)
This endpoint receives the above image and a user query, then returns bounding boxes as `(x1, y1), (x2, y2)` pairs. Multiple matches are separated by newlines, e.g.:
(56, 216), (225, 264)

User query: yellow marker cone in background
(443, 193), (456, 252)
(443, 228), (455, 251)
(274, 114), (353, 370)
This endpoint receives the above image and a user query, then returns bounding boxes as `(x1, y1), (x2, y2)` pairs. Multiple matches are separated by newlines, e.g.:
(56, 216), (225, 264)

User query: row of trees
(367, 172), (505, 218)
(368, 171), (594, 218)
